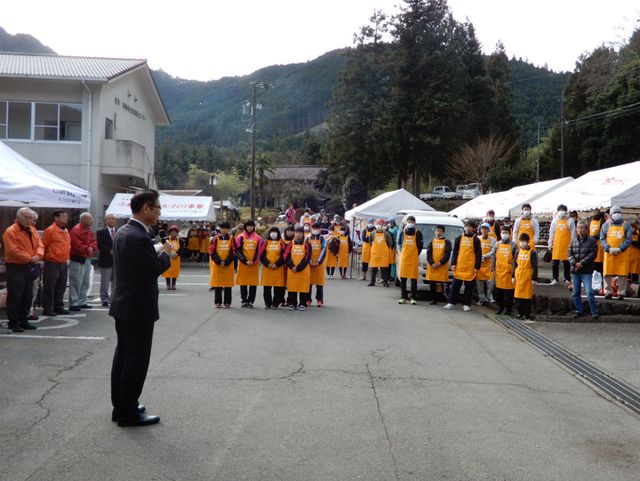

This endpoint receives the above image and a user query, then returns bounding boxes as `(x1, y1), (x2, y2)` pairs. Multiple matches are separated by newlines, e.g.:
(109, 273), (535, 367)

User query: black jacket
(568, 235), (597, 274)
(96, 227), (115, 268)
(108, 220), (171, 323)
(426, 237), (452, 265)
(450, 234), (482, 270)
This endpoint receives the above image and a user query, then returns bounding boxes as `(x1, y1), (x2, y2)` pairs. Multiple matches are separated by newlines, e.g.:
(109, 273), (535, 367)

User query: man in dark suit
(109, 190), (172, 427)
(97, 213), (117, 307)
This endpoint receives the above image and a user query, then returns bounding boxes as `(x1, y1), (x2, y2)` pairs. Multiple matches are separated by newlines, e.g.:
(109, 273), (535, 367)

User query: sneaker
(495, 308), (504, 315)
(604, 293), (613, 300)
(430, 299), (438, 305)
(383, 283), (389, 288)
(549, 279), (558, 286)
(297, 305), (306, 311)
(54, 308), (70, 315)
(367, 283), (375, 287)
(327, 275), (333, 279)
(487, 297), (495, 303)
(247, 303), (254, 308)
(398, 299), (406, 304)
(10, 324), (24, 333)
(443, 303), (455, 310)
(215, 303), (222, 308)
(42, 310), (57, 317)
(563, 279), (570, 286)
(410, 299), (417, 305)
(617, 295), (625, 301)
(70, 306), (81, 312)
(28, 314), (39, 321)
(224, 304), (231, 309)
(463, 305), (471, 312)
(376, 279), (384, 285)
(102, 301), (109, 306)
(475, 300), (485, 306)
(317, 300), (323, 307)
(21, 323), (37, 330)
(592, 313), (600, 320)
(287, 304), (296, 311)
(359, 275), (366, 281)
(241, 302), (248, 308)
(306, 300), (312, 307)
(571, 312), (583, 319)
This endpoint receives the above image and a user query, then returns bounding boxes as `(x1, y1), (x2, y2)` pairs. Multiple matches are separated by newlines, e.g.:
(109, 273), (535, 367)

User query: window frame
(0, 100), (82, 144)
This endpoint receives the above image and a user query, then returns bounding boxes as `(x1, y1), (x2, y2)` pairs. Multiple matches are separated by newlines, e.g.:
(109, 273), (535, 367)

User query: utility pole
(536, 121), (541, 182)
(560, 90), (565, 178)
(249, 82), (257, 219)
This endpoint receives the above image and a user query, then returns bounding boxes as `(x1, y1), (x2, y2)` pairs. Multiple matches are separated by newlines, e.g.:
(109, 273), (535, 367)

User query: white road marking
(0, 334), (105, 340)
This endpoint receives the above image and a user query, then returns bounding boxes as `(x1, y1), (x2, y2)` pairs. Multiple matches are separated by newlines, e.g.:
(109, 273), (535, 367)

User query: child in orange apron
(513, 203), (539, 251)
(444, 220), (482, 311)
(491, 225), (517, 316)
(367, 219), (393, 287)
(426, 225), (452, 305)
(260, 226), (286, 309)
(325, 233), (339, 278)
(337, 226), (352, 279)
(513, 232), (538, 320)
(198, 227), (210, 262)
(476, 223), (497, 305)
(235, 220), (262, 308)
(308, 223), (327, 306)
(187, 228), (200, 260)
(284, 226), (312, 311)
(161, 225), (182, 290)
(549, 204), (575, 286)
(397, 216), (423, 304)
(209, 222), (236, 308)
(360, 219), (375, 281)
(601, 206), (633, 299)
(589, 209), (605, 274)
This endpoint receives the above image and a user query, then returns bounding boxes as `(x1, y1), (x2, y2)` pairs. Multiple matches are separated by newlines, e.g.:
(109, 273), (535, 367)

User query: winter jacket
(568, 235), (597, 274)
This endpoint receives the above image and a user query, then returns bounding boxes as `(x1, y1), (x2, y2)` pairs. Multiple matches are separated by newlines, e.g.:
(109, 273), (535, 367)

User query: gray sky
(2, 0), (638, 80)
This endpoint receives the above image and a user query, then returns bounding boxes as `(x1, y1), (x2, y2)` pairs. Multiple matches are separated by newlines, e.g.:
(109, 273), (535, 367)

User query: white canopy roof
(0, 141), (90, 208)
(449, 177), (573, 219)
(105, 193), (216, 221)
(530, 161), (640, 214)
(345, 188), (434, 221)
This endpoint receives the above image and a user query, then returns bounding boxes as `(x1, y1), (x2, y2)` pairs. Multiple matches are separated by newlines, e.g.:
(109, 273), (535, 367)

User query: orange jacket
(2, 222), (44, 264)
(43, 223), (71, 263)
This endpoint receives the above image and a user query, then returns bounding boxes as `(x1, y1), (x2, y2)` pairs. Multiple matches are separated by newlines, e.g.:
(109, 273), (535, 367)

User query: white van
(394, 211), (464, 290)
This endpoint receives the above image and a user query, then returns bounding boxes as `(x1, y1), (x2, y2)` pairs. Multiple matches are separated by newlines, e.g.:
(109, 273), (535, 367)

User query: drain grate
(494, 315), (640, 416)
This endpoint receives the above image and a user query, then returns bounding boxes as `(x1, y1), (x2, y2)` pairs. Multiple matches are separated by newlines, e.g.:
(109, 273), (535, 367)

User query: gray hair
(79, 212), (93, 221)
(16, 207), (33, 220)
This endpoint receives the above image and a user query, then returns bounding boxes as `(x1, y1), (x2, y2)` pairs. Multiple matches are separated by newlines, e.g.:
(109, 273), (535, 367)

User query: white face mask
(406, 223), (415, 229)
(312, 229), (320, 236)
(340, 230), (347, 235)
(501, 234), (510, 242)
(557, 211), (567, 218)
(367, 224), (374, 229)
(486, 216), (494, 222)
(375, 225), (383, 231)
(303, 227), (310, 232)
(522, 210), (531, 218)
(520, 241), (528, 249)
(270, 232), (278, 240)
(611, 213), (623, 221)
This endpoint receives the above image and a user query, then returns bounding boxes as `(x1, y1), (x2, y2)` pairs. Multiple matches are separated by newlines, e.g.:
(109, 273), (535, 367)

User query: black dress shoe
(117, 413), (159, 427)
(20, 323), (37, 330)
(55, 309), (70, 315)
(495, 309), (504, 315)
(102, 302), (109, 307)
(70, 306), (81, 311)
(79, 304), (93, 309)
(112, 404), (146, 422)
(42, 310), (58, 317)
(10, 325), (24, 333)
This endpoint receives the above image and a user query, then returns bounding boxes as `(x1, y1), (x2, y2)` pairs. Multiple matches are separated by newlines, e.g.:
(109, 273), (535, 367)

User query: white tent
(531, 161), (640, 214)
(449, 177), (573, 219)
(105, 193), (216, 221)
(0, 141), (90, 208)
(344, 188), (434, 221)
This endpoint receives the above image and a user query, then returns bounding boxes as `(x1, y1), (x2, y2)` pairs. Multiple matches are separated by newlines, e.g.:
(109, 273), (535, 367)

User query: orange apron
(161, 238), (181, 278)
(199, 234), (209, 254)
(494, 242), (515, 290)
(309, 237), (326, 286)
(551, 219), (571, 261)
(454, 235), (476, 282)
(287, 243), (310, 293)
(487, 225), (497, 241)
(369, 231), (389, 268)
(426, 238), (449, 282)
(603, 224), (629, 276)
(261, 240), (285, 287)
(517, 218), (536, 251)
(236, 235), (260, 286)
(187, 234), (199, 251)
(210, 237), (234, 287)
(514, 249), (534, 299)
(399, 233), (419, 280)
(476, 236), (493, 281)
(590, 220), (604, 263)
(362, 229), (373, 263)
(338, 235), (350, 268)
(629, 231), (640, 275)
(324, 234), (338, 267)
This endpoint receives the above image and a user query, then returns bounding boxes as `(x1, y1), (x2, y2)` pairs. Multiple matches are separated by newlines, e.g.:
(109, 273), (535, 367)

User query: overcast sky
(2, 0), (638, 81)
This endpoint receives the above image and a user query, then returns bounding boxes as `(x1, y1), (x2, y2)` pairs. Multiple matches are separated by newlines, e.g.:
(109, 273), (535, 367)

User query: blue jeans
(572, 272), (598, 315)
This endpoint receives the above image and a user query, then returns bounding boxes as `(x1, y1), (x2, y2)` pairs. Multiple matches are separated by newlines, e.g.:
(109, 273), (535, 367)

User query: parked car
(420, 185), (456, 201)
(462, 183), (482, 199)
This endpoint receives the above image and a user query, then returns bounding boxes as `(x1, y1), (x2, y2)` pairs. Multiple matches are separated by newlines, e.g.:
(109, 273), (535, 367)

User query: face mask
(522, 210), (531, 218)
(304, 227), (310, 232)
(367, 224), (373, 229)
(520, 241), (528, 249)
(406, 223), (415, 229)
(501, 234), (510, 242)
(340, 230), (347, 235)
(312, 229), (320, 236)
(375, 225), (383, 231)
(270, 232), (278, 240)
(486, 216), (494, 222)
(557, 211), (567, 218)
(611, 213), (623, 221)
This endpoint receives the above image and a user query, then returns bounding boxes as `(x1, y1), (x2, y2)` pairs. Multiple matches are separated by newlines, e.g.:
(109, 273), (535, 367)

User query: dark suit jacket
(109, 220), (171, 323)
(97, 227), (115, 268)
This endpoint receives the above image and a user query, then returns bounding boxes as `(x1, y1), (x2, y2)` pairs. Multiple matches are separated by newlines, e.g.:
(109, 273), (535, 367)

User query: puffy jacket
(568, 235), (597, 274)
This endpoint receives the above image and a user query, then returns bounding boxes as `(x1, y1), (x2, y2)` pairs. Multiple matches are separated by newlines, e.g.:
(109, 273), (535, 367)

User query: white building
(0, 52), (170, 225)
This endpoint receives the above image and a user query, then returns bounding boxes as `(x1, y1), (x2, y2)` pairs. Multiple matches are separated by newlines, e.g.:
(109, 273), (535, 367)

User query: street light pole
(250, 82), (257, 219)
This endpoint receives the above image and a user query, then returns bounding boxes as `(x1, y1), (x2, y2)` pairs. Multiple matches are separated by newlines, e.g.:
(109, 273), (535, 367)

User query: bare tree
(449, 134), (517, 192)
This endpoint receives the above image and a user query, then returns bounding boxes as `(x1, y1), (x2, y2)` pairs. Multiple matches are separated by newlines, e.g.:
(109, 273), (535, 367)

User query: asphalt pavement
(2, 264), (640, 481)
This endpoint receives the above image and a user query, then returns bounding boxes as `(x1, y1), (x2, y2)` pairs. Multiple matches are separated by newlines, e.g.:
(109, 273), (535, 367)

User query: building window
(60, 103), (81, 141)
(7, 102), (31, 139)
(105, 118), (113, 139)
(35, 103), (59, 140)
(0, 101), (6, 139)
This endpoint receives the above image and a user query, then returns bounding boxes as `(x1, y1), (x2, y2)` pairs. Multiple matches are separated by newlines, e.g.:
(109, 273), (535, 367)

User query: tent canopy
(345, 188), (434, 221)
(531, 161), (640, 214)
(449, 177), (573, 219)
(0, 141), (90, 208)
(105, 193), (216, 221)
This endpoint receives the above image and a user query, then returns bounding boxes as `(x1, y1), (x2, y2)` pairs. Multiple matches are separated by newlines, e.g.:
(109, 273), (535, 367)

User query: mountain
(0, 26), (55, 54)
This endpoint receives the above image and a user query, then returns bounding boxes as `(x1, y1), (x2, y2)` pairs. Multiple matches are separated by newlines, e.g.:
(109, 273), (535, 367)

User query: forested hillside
(0, 26), (55, 54)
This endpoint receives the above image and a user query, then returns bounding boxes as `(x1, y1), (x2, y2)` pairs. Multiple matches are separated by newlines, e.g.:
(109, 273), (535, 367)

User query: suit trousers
(111, 318), (155, 420)
(69, 258), (91, 307)
(240, 285), (257, 303)
(263, 286), (285, 307)
(100, 267), (113, 303)
(6, 264), (34, 326)
(42, 261), (68, 311)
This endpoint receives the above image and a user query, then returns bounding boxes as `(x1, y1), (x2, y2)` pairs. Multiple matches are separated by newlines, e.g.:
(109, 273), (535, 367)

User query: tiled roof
(0, 52), (146, 81)
(266, 165), (327, 181)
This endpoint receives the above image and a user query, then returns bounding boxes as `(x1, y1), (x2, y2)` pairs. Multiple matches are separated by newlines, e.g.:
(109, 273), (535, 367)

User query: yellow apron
(369, 231), (389, 268)
(261, 240), (285, 287)
(454, 235), (476, 282)
(494, 243), (515, 290)
(517, 219), (536, 251)
(551, 219), (571, 261)
(426, 238), (449, 282)
(487, 226), (497, 241)
(514, 249), (534, 299)
(199, 234), (209, 254)
(590, 220), (604, 263)
(362, 229), (373, 263)
(399, 233), (419, 280)
(476, 236), (493, 281)
(309, 237), (326, 286)
(188, 234), (200, 251)
(333, 225), (342, 236)
(162, 238), (181, 278)
(338, 235), (350, 268)
(287, 243), (310, 293)
(236, 235), (260, 286)
(629, 231), (640, 275)
(210, 236), (235, 288)
(603, 224), (629, 276)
